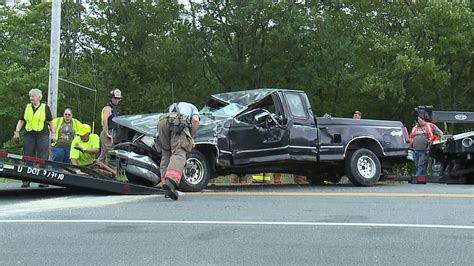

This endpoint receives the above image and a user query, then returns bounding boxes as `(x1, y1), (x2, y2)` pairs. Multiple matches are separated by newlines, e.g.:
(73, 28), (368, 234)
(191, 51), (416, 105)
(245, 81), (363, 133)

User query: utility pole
(47, 0), (61, 118)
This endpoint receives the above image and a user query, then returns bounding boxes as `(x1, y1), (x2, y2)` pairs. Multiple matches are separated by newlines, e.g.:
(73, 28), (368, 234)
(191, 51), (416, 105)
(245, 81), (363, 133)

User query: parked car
(111, 88), (410, 191)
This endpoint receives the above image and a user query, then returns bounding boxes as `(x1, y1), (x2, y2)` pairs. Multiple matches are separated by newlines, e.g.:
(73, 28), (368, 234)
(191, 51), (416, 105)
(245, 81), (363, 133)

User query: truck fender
(344, 136), (384, 159)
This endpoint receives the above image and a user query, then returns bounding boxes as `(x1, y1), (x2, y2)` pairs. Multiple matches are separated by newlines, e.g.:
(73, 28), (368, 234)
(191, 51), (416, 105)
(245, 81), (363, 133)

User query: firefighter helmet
(108, 88), (122, 98)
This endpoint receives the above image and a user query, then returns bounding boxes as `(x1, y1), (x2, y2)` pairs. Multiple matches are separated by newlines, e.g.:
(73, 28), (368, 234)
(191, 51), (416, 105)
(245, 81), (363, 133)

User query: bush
(1, 137), (22, 155)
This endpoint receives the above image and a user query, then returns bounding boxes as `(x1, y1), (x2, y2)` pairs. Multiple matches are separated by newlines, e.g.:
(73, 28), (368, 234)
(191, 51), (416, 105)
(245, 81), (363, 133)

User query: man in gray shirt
(409, 115), (443, 176)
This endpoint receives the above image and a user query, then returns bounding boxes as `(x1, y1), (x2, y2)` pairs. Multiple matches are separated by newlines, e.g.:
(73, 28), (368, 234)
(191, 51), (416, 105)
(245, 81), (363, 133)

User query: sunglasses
(64, 113), (72, 116)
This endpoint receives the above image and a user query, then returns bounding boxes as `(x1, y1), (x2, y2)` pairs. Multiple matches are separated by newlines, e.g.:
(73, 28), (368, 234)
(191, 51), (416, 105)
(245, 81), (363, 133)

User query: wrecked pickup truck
(111, 88), (409, 192)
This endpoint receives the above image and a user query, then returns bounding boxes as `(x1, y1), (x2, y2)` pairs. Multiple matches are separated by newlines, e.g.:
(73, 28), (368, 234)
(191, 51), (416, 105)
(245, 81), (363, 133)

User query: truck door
(282, 91), (319, 162)
(229, 94), (290, 165)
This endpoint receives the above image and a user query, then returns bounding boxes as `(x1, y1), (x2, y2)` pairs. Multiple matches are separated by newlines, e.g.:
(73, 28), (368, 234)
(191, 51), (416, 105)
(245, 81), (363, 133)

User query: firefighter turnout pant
(158, 117), (193, 185)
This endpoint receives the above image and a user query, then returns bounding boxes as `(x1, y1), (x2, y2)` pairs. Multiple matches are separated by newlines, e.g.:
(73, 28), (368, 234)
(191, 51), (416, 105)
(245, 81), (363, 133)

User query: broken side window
(284, 92), (307, 118)
(237, 93), (287, 128)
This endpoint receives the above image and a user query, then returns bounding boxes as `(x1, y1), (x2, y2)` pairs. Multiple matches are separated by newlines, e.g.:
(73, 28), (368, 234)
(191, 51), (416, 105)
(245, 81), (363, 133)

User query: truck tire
(345, 148), (381, 186)
(178, 149), (210, 192)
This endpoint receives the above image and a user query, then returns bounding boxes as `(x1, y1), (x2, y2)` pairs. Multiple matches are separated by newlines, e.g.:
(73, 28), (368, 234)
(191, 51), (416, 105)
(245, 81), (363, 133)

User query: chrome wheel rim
(184, 157), (204, 185)
(357, 155), (376, 179)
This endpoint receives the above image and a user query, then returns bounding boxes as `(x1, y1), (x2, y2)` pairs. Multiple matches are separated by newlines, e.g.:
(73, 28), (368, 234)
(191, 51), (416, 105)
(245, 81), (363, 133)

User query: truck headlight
(462, 137), (473, 148)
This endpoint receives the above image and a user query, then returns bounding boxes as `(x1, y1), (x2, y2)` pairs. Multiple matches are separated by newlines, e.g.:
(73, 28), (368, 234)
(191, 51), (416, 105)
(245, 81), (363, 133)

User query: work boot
(21, 181), (30, 188)
(38, 184), (49, 188)
(162, 178), (178, 200)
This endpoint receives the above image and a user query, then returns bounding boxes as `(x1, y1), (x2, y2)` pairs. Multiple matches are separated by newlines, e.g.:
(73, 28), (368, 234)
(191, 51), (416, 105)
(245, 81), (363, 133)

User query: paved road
(0, 182), (472, 265)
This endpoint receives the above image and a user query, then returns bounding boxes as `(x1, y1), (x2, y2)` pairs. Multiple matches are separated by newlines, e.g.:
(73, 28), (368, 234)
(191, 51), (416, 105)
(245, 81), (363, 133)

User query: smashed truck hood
(113, 88), (279, 137)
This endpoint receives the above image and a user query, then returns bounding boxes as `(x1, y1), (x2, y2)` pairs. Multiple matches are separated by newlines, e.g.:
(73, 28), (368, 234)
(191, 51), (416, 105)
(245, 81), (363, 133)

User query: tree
(190, 1), (311, 90)
(0, 3), (51, 148)
(83, 0), (209, 116)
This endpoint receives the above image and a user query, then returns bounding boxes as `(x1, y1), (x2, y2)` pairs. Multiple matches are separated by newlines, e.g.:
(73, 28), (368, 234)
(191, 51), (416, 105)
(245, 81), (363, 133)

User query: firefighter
(252, 173), (272, 183)
(409, 111), (443, 177)
(51, 108), (82, 164)
(13, 88), (55, 188)
(158, 102), (200, 200)
(98, 88), (122, 166)
(252, 174), (307, 184)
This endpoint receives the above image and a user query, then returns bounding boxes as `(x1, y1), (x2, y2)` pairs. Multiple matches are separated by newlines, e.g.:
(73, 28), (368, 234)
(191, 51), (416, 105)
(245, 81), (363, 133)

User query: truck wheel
(178, 150), (210, 192)
(345, 149), (381, 186)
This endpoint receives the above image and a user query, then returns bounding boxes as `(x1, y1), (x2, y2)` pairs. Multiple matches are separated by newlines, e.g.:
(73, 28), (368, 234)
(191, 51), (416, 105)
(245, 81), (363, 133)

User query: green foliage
(1, 137), (22, 155)
(0, 3), (51, 148)
(84, 1), (209, 115)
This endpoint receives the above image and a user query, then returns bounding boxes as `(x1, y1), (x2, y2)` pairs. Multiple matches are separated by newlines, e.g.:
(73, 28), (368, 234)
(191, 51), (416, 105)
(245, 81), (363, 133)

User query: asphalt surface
(0, 182), (472, 265)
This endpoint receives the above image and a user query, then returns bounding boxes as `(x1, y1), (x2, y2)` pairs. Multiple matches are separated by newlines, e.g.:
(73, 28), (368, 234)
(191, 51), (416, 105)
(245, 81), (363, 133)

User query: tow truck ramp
(0, 152), (162, 195)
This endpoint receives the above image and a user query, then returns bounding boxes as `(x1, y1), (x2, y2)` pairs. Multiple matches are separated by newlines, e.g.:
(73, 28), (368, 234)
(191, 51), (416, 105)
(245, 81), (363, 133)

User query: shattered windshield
(200, 103), (245, 117)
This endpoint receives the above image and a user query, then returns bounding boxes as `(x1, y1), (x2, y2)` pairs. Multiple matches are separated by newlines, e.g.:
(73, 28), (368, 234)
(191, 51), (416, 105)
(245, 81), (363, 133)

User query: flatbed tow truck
(389, 107), (474, 184)
(0, 151), (162, 195)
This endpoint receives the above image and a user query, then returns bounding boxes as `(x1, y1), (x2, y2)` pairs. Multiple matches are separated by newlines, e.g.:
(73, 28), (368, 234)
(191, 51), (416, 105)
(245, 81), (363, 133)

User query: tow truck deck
(0, 152), (162, 195)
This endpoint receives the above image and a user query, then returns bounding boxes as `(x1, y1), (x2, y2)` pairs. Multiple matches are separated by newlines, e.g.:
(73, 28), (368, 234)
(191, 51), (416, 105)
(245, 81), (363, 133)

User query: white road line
(0, 195), (159, 216)
(0, 219), (472, 230)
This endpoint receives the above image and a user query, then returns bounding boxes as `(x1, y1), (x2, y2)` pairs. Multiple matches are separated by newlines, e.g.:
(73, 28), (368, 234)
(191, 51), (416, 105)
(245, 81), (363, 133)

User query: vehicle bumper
(109, 149), (161, 186)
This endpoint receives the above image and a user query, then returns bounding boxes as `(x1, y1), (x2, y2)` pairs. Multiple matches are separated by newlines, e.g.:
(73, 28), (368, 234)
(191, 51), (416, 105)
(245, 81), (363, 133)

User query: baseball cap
(77, 124), (91, 136)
